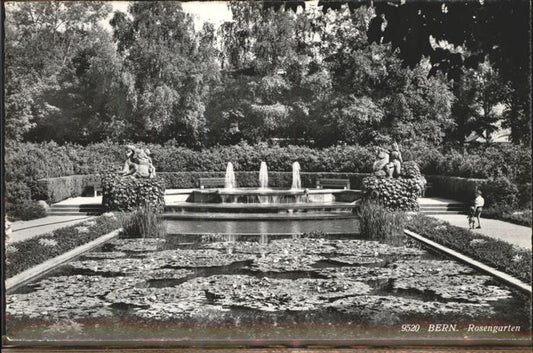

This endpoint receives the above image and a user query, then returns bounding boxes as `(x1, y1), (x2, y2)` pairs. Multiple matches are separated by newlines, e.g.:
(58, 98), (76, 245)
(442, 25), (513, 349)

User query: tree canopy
(3, 0), (530, 147)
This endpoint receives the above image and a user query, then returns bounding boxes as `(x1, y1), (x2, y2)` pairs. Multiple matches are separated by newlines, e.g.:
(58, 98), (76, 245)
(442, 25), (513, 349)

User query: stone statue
(120, 145), (156, 178)
(373, 143), (403, 178)
(372, 147), (394, 178)
(389, 142), (403, 178)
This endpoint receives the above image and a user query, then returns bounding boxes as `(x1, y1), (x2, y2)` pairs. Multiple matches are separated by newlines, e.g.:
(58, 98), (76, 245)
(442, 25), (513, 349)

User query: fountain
(291, 162), (301, 189)
(165, 160), (362, 225)
(225, 162), (236, 189)
(259, 161), (268, 189)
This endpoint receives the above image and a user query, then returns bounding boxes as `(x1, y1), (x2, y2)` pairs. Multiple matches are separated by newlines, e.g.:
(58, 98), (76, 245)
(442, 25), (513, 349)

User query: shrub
(358, 201), (406, 241)
(5, 181), (31, 203)
(121, 204), (166, 239)
(480, 175), (519, 210)
(6, 201), (47, 221)
(407, 214), (532, 284)
(102, 174), (166, 212)
(516, 183), (532, 209)
(362, 176), (421, 211)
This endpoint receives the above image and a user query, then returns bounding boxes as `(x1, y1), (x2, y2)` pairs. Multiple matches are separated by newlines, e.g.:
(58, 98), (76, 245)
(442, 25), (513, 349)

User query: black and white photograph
(2, 0), (532, 349)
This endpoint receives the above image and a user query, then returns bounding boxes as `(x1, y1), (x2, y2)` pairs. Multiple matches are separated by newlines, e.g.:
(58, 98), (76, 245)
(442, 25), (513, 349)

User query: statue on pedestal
(389, 142), (403, 178)
(372, 143), (403, 178)
(120, 145), (156, 178)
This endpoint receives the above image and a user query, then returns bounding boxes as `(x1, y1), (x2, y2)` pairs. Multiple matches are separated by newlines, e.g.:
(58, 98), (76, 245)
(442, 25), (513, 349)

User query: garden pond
(6, 234), (531, 343)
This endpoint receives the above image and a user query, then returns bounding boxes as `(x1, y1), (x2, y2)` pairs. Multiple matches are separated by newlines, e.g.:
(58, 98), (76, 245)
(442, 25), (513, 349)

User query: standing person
(472, 190), (485, 229)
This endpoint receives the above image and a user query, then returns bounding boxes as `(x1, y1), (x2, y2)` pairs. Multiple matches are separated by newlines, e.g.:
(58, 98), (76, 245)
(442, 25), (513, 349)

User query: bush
(480, 175), (519, 210)
(102, 174), (166, 212)
(121, 204), (166, 239)
(362, 176), (421, 211)
(358, 201), (406, 240)
(407, 214), (532, 284)
(6, 201), (47, 221)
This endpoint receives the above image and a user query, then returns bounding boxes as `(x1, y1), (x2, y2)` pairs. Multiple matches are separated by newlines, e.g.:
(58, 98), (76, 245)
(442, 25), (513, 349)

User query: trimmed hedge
(407, 214), (532, 284)
(5, 213), (124, 278)
(36, 174), (103, 203)
(159, 171), (370, 189)
(102, 174), (166, 212)
(425, 175), (485, 202)
(5, 141), (530, 210)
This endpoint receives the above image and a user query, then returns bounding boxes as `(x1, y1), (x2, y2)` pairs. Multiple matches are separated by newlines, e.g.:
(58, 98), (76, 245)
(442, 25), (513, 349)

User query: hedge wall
(159, 171), (370, 189)
(5, 141), (531, 208)
(35, 174), (102, 203)
(425, 175), (485, 202)
(36, 172), (371, 202)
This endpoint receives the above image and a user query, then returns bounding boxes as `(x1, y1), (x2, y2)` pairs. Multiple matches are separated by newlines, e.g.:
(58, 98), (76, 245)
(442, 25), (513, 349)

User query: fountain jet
(225, 162), (236, 189)
(259, 161), (268, 189)
(291, 162), (301, 189)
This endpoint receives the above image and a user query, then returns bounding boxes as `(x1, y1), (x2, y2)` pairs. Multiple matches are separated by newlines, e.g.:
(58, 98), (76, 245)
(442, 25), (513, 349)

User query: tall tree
(111, 2), (220, 145)
(4, 1), (112, 142)
(321, 0), (531, 145)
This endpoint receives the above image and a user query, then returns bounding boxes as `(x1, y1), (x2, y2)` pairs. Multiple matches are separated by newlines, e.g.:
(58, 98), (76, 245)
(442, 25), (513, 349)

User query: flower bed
(5, 213), (124, 278)
(406, 214), (532, 284)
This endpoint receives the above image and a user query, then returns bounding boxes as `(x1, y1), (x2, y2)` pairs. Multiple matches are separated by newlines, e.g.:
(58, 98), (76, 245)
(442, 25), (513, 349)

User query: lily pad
(104, 281), (211, 320)
(331, 239), (426, 257)
(69, 258), (162, 274)
(393, 274), (513, 302)
(200, 275), (372, 312)
(137, 268), (195, 280)
(110, 238), (167, 252)
(142, 249), (254, 268)
(390, 259), (475, 277)
(6, 276), (142, 319)
(327, 295), (494, 317)
(203, 238), (337, 255)
(316, 266), (395, 281)
(328, 256), (384, 266)
(81, 251), (127, 259)
(249, 253), (323, 272)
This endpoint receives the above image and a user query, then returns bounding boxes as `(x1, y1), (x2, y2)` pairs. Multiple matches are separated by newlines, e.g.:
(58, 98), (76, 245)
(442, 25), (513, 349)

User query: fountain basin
(185, 188), (361, 204)
(163, 188), (362, 220)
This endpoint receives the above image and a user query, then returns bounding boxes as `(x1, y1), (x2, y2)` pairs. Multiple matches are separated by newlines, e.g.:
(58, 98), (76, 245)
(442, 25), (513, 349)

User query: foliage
(362, 176), (422, 211)
(101, 173), (166, 212)
(5, 213), (123, 278)
(359, 0), (531, 145)
(121, 204), (166, 239)
(6, 201), (47, 221)
(4, 2), (119, 143)
(110, 2), (220, 145)
(407, 215), (532, 284)
(480, 176), (519, 210)
(212, 3), (455, 147)
(358, 202), (406, 241)
(450, 60), (511, 143)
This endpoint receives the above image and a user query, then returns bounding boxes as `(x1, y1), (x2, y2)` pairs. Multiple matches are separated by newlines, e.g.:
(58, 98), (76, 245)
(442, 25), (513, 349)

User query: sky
(104, 1), (233, 30)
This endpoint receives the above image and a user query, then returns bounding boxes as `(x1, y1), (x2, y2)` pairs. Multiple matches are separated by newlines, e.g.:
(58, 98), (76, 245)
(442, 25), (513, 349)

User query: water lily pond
(6, 234), (531, 342)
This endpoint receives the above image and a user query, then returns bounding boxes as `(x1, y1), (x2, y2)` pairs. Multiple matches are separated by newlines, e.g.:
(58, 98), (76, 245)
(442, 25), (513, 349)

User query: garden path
(429, 214), (532, 250)
(8, 216), (94, 244)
